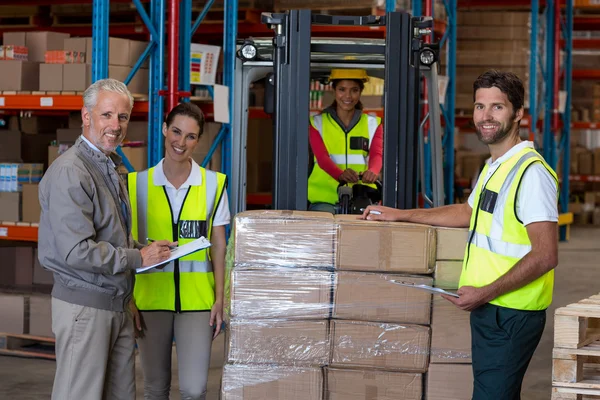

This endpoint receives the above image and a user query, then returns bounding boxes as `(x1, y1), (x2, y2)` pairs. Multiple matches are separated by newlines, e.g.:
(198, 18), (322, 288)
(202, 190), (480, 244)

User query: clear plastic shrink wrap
(233, 210), (337, 269)
(223, 210), (472, 398)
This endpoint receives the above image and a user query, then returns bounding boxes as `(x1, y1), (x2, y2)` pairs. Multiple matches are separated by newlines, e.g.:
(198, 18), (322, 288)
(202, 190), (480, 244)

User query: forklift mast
(229, 10), (443, 215)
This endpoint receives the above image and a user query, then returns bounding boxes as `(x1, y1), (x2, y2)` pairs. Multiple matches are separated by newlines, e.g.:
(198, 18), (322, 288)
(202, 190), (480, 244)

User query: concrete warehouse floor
(0, 226), (599, 400)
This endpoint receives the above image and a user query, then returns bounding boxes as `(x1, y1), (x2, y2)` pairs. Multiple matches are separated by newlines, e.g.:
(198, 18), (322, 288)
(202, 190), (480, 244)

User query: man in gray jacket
(38, 79), (174, 400)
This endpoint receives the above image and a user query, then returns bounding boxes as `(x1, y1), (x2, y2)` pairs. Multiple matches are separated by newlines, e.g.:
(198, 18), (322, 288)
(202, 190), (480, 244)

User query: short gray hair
(83, 78), (134, 111)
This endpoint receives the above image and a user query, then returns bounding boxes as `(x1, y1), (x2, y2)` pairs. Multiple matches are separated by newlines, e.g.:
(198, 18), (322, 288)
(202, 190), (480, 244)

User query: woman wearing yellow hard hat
(308, 68), (384, 214)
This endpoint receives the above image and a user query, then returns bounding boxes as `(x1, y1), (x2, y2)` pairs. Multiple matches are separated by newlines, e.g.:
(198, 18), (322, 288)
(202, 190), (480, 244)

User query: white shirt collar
(488, 141), (534, 166)
(81, 135), (116, 168)
(153, 158), (202, 188)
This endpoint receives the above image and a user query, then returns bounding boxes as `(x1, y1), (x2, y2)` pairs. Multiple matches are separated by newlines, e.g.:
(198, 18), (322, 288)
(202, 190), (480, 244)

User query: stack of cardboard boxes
(452, 11), (531, 111)
(571, 82), (600, 122)
(223, 210), (473, 399)
(427, 227), (473, 399)
(0, 31), (149, 94)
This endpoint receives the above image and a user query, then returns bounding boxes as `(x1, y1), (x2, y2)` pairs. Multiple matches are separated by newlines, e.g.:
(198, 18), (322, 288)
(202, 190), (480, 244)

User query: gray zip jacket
(38, 137), (142, 312)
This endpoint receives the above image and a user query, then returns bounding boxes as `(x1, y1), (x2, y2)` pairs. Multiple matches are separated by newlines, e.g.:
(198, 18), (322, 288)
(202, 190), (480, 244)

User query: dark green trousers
(471, 303), (546, 400)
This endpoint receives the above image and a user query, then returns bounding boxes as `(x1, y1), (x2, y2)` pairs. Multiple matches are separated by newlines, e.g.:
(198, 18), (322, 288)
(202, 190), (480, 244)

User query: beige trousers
(137, 311), (213, 400)
(51, 297), (136, 400)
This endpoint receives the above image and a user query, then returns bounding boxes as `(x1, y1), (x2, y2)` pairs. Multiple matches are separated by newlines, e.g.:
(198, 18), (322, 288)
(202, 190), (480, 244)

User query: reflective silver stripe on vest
(469, 230), (532, 259)
(488, 152), (538, 239)
(180, 260), (213, 273)
(312, 114), (323, 137)
(366, 115), (379, 143)
(135, 170), (149, 244)
(330, 154), (367, 166)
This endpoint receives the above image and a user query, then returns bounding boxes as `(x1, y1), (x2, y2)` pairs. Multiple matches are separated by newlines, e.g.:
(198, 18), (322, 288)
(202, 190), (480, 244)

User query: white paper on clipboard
(391, 280), (460, 298)
(136, 237), (212, 273)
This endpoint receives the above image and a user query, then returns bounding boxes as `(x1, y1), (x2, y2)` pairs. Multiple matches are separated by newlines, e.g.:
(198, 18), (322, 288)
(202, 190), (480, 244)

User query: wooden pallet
(552, 386), (600, 399)
(0, 333), (55, 360)
(555, 296), (600, 349)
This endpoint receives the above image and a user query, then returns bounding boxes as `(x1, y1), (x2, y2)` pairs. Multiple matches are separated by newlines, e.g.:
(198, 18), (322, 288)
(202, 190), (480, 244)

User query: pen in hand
(146, 238), (178, 250)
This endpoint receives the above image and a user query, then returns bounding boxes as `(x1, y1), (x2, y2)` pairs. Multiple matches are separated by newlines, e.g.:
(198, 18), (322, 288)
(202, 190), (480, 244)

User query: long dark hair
(165, 102), (205, 137)
(329, 79), (365, 110)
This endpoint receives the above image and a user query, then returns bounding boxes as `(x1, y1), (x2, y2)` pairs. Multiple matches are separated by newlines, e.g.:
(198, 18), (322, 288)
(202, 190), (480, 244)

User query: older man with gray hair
(38, 79), (175, 400)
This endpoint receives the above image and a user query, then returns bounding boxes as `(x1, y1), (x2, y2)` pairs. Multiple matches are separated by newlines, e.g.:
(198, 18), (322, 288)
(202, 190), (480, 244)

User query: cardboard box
(9, 115), (65, 134)
(334, 272), (432, 325)
(85, 37), (130, 66)
(0, 192), (20, 222)
(335, 216), (436, 274)
(330, 320), (430, 372)
(456, 51), (529, 67)
(0, 61), (39, 91)
(29, 295), (53, 337)
(234, 210), (336, 268)
(119, 146), (147, 172)
(48, 146), (60, 168)
(433, 261), (463, 290)
(56, 128), (80, 144)
(128, 40), (149, 68)
(0, 131), (22, 162)
(221, 364), (323, 400)
(25, 31), (70, 63)
(21, 134), (56, 168)
(63, 37), (87, 52)
(0, 45), (28, 61)
(44, 50), (85, 64)
(426, 364), (474, 400)
(326, 368), (422, 400)
(127, 67), (148, 94)
(33, 249), (53, 285)
(68, 112), (82, 129)
(108, 65), (149, 94)
(593, 148), (600, 175)
(63, 63), (91, 91)
(3, 32), (27, 47)
(192, 122), (223, 172)
(39, 63), (63, 92)
(0, 294), (28, 334)
(230, 267), (334, 319)
(227, 319), (330, 366)
(457, 11), (530, 26)
(457, 26), (530, 40)
(0, 246), (34, 286)
(458, 152), (488, 180)
(430, 299), (471, 363)
(578, 150), (594, 176)
(125, 120), (148, 143)
(21, 183), (41, 223)
(436, 227), (469, 260)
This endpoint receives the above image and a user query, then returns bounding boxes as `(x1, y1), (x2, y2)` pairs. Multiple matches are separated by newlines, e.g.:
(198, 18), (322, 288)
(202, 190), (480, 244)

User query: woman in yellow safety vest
(308, 69), (384, 214)
(128, 103), (229, 400)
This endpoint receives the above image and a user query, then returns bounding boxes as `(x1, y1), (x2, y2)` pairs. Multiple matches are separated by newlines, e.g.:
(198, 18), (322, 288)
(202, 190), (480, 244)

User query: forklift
(229, 10), (445, 215)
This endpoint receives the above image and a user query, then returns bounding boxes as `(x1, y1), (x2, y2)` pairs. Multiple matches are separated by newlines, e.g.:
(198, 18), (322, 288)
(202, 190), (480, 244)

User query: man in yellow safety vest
(362, 70), (559, 399)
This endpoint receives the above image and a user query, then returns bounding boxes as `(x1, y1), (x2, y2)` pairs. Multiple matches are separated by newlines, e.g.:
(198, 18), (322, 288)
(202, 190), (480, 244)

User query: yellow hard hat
(329, 69), (369, 83)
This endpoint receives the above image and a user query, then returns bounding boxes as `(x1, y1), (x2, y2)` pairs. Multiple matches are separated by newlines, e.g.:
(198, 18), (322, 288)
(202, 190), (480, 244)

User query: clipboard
(390, 279), (460, 298)
(136, 236), (212, 273)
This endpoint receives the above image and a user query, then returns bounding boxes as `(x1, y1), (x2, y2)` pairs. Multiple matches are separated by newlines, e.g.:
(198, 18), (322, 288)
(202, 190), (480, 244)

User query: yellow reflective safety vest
(459, 146), (558, 311)
(128, 165), (227, 312)
(308, 112), (381, 205)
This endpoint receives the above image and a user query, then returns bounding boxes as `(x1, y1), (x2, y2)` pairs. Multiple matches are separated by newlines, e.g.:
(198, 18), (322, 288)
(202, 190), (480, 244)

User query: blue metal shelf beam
(560, 0), (573, 241)
(148, 0), (166, 168)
